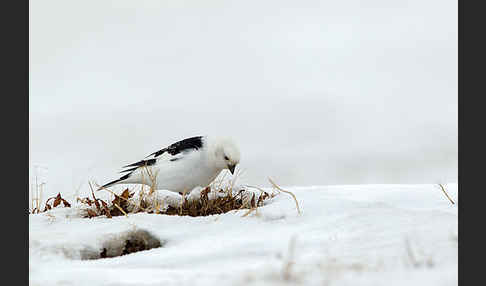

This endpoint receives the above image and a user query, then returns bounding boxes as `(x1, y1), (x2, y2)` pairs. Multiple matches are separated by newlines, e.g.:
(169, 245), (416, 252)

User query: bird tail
(97, 173), (130, 190)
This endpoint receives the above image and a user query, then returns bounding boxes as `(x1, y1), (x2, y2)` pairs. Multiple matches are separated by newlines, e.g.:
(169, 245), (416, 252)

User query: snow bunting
(99, 136), (240, 193)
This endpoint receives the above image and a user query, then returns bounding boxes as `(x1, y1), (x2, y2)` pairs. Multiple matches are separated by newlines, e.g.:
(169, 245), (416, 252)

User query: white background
(29, 0), (457, 197)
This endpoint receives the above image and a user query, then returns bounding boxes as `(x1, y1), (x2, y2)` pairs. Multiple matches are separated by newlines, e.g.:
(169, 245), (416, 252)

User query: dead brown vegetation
(29, 185), (284, 218)
(164, 187), (274, 216)
(29, 177), (299, 219)
(30, 192), (71, 214)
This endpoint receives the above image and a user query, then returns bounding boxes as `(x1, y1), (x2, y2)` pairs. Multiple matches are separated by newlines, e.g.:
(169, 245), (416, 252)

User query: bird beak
(228, 164), (236, 175)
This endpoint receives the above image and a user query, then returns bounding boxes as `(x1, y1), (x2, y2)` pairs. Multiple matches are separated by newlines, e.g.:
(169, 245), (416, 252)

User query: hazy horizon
(29, 0), (457, 199)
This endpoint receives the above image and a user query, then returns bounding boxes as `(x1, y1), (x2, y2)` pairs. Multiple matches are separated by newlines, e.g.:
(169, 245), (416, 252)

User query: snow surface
(29, 184), (457, 286)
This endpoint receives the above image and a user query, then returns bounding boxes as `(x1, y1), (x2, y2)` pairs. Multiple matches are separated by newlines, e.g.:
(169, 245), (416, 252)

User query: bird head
(209, 137), (241, 175)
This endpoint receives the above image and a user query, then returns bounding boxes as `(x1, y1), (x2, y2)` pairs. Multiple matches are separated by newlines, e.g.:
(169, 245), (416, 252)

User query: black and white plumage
(99, 136), (241, 193)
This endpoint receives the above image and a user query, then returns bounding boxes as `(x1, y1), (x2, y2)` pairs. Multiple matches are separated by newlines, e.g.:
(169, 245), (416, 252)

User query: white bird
(99, 136), (241, 193)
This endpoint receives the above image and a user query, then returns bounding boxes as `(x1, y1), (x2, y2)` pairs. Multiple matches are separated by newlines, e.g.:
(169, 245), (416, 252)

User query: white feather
(101, 136), (240, 193)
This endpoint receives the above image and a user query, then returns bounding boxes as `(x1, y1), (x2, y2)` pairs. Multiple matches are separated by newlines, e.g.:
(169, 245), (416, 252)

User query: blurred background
(29, 0), (457, 200)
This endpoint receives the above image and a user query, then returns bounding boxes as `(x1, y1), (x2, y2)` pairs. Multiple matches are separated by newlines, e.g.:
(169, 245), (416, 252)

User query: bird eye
(224, 155), (229, 160)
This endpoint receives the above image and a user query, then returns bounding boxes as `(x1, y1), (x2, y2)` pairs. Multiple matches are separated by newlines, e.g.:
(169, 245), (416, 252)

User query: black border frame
(19, 1), (466, 285)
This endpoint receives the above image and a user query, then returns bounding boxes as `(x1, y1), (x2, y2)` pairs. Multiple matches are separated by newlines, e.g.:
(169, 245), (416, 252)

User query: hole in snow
(81, 229), (164, 260)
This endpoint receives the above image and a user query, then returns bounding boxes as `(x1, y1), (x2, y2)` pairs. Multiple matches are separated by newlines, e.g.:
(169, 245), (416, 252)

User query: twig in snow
(438, 184), (455, 205)
(268, 178), (301, 215)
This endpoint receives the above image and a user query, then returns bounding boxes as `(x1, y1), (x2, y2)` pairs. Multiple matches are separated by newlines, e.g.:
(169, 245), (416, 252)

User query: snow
(29, 184), (457, 286)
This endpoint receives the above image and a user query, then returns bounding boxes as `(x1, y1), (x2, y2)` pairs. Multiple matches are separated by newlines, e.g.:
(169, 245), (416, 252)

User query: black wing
(99, 136), (205, 190)
(98, 173), (131, 190)
(119, 136), (204, 173)
(99, 159), (157, 190)
(146, 136), (204, 158)
(121, 158), (157, 169)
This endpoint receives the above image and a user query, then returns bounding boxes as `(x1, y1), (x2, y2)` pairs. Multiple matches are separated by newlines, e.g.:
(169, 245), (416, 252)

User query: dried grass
(29, 176), (299, 219)
(268, 178), (301, 215)
(437, 183), (455, 205)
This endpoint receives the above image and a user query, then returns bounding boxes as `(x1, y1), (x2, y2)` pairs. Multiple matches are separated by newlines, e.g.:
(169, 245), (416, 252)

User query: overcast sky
(29, 0), (457, 198)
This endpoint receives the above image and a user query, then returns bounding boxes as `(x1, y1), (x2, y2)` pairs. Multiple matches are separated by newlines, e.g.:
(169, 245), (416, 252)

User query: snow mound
(30, 183), (457, 286)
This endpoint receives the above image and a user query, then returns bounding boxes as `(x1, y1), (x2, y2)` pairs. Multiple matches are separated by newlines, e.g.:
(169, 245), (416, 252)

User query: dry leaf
(100, 200), (108, 208)
(250, 193), (256, 208)
(86, 209), (97, 218)
(94, 199), (101, 211)
(112, 195), (120, 207)
(90, 190), (101, 210)
(103, 205), (112, 218)
(53, 193), (62, 207)
(62, 199), (71, 207)
(121, 189), (130, 200)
